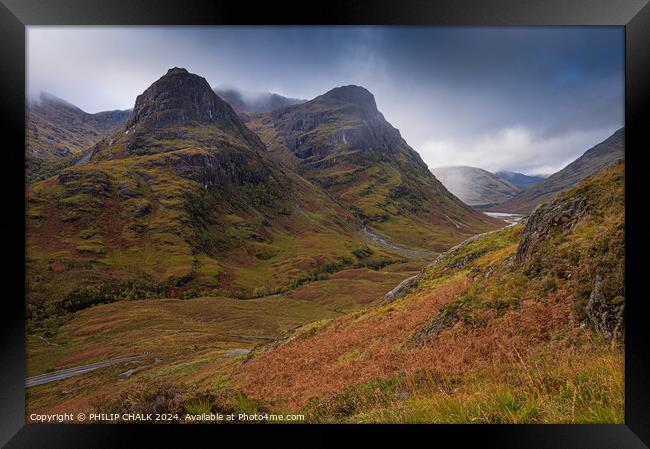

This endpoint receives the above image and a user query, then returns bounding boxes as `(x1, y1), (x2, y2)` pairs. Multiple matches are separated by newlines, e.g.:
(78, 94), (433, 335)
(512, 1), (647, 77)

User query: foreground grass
(306, 342), (623, 423)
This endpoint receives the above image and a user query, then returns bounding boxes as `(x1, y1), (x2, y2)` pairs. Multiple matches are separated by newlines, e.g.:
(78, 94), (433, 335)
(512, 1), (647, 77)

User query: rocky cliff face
(271, 85), (412, 163)
(128, 68), (245, 131)
(515, 192), (591, 263)
(514, 163), (625, 340)
(91, 68), (264, 161)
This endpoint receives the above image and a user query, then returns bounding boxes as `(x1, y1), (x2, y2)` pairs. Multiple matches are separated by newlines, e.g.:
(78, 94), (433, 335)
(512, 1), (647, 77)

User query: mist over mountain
(431, 166), (521, 208)
(215, 88), (306, 114)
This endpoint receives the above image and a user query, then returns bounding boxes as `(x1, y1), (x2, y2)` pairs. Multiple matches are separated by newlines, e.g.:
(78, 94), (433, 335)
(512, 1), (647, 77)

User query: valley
(24, 67), (624, 424)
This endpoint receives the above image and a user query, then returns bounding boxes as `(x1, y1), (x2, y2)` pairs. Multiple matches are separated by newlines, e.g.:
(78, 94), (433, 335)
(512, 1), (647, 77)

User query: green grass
(305, 344), (623, 423)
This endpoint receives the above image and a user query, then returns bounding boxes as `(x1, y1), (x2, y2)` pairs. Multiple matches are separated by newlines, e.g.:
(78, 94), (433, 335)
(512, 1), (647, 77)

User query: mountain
(431, 166), (521, 208)
(238, 162), (624, 421)
(26, 68), (391, 305)
(488, 128), (624, 214)
(215, 88), (306, 113)
(495, 171), (546, 189)
(246, 85), (502, 250)
(26, 93), (132, 182)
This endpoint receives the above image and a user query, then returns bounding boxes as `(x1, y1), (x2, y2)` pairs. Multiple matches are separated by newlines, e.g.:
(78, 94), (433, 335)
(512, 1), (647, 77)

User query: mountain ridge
(489, 128), (624, 214)
(431, 165), (521, 208)
(26, 92), (132, 183)
(26, 69), (426, 306)
(495, 171), (546, 189)
(246, 84), (502, 250)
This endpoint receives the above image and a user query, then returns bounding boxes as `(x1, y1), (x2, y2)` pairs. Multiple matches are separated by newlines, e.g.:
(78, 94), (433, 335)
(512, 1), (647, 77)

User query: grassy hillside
(234, 163), (624, 422)
(26, 70), (411, 323)
(26, 93), (131, 183)
(26, 164), (623, 423)
(25, 262), (422, 416)
(246, 86), (502, 250)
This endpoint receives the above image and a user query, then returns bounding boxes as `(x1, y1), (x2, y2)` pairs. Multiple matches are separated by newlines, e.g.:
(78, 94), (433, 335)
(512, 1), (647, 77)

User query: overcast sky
(27, 26), (624, 175)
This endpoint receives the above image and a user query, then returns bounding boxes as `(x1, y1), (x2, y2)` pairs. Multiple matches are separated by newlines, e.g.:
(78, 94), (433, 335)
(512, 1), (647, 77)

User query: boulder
(381, 274), (421, 305)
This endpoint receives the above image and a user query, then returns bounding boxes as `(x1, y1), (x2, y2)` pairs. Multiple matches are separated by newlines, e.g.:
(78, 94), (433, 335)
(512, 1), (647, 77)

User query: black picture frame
(1, 0), (648, 447)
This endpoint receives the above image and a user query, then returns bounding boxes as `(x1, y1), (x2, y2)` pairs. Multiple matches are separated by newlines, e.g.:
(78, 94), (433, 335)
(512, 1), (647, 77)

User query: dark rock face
(126, 67), (263, 150)
(585, 275), (625, 340)
(142, 148), (274, 188)
(272, 85), (409, 162)
(58, 169), (111, 196)
(129, 68), (224, 127)
(515, 193), (590, 264)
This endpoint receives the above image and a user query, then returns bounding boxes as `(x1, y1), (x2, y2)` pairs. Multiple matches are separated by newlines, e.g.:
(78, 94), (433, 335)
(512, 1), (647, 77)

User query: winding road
(26, 354), (148, 387)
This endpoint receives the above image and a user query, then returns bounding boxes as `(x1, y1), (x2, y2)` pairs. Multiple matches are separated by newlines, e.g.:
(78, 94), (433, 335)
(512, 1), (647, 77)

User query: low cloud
(424, 125), (620, 175)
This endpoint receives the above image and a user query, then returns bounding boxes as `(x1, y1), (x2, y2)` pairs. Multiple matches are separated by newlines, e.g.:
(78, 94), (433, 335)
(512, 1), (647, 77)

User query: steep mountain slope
(215, 88), (306, 113)
(26, 68), (399, 308)
(238, 163), (624, 422)
(26, 93), (132, 183)
(246, 85), (501, 250)
(495, 171), (546, 189)
(489, 128), (624, 214)
(431, 166), (521, 208)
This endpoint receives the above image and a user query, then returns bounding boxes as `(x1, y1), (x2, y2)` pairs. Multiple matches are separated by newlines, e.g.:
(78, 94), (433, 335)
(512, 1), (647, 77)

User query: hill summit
(91, 68), (263, 160)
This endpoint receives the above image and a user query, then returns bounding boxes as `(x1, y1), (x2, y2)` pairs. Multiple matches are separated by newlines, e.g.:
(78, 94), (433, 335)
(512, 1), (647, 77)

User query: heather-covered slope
(489, 128), (624, 214)
(431, 166), (521, 208)
(26, 93), (131, 183)
(237, 163), (624, 422)
(247, 86), (501, 250)
(26, 69), (405, 310)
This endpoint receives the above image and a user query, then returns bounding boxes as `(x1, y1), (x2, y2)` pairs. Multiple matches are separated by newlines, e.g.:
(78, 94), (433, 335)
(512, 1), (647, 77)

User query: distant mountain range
(494, 171), (546, 189)
(431, 129), (624, 214)
(26, 93), (132, 183)
(431, 166), (521, 208)
(26, 68), (501, 305)
(489, 128), (624, 214)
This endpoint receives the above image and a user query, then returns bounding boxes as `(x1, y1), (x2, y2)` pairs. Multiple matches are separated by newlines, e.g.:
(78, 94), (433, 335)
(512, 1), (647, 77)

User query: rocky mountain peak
(318, 85), (378, 112)
(116, 68), (265, 153)
(166, 67), (189, 75)
(128, 67), (236, 130)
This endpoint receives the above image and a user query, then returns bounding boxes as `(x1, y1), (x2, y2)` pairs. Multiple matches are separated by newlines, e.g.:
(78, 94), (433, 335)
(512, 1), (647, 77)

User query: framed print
(1, 0), (649, 447)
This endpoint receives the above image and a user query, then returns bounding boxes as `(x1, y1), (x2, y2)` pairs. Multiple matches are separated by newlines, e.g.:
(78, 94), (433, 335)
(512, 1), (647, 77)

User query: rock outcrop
(515, 193), (590, 264)
(381, 274), (421, 305)
(585, 275), (625, 341)
(127, 67), (263, 147)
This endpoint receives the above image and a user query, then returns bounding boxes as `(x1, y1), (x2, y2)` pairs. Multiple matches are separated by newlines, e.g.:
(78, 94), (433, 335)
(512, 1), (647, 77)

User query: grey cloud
(27, 26), (623, 175)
